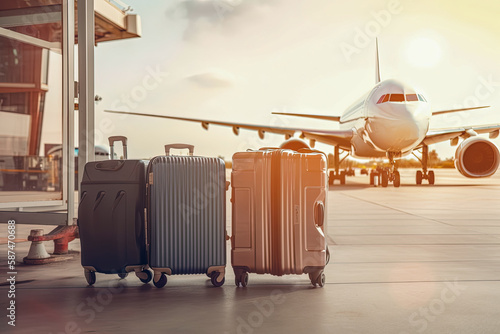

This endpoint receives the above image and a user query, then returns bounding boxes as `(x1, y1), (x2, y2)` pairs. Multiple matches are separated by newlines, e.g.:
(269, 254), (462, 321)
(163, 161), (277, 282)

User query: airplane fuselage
(339, 79), (432, 159)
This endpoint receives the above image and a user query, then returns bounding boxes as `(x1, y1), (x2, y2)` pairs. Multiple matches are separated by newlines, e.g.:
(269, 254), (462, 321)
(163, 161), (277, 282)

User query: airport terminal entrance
(0, 3), (65, 204)
(0, 1), (140, 227)
(0, 1), (71, 223)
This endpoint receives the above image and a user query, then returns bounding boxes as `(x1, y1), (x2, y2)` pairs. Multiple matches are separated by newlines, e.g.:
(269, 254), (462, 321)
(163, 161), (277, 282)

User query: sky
(93, 0), (500, 160)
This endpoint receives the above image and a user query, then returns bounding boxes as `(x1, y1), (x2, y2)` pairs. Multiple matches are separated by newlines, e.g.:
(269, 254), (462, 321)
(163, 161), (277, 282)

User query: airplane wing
(432, 106), (489, 116)
(104, 110), (353, 149)
(422, 124), (500, 146)
(271, 112), (341, 122)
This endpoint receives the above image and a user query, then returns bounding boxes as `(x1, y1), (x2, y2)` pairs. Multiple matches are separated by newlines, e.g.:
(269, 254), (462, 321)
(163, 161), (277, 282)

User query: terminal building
(0, 0), (140, 231)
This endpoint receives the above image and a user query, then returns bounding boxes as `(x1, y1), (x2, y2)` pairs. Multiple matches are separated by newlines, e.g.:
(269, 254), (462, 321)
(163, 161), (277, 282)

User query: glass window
(0, 3), (62, 44)
(418, 94), (427, 102)
(382, 94), (390, 103)
(389, 94), (405, 102)
(377, 95), (386, 104)
(0, 2), (63, 202)
(406, 94), (418, 102)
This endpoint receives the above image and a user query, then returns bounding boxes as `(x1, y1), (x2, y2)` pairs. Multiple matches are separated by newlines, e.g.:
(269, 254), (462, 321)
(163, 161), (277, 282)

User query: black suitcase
(78, 136), (152, 285)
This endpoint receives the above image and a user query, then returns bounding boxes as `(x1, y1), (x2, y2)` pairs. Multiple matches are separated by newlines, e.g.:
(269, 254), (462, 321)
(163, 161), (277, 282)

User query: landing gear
(381, 170), (389, 187)
(375, 153), (401, 188)
(328, 146), (348, 186)
(393, 171), (401, 188)
(428, 170), (435, 185)
(415, 169), (434, 185)
(370, 170), (377, 185)
(413, 145), (435, 185)
(329, 170), (345, 185)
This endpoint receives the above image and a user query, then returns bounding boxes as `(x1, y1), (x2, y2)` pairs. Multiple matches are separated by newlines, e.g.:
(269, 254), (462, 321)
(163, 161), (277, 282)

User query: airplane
(105, 40), (500, 188)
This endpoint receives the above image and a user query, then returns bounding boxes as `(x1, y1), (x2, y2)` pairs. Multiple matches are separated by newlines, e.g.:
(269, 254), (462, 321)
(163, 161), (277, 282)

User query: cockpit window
(406, 94), (418, 102)
(376, 94), (390, 104)
(377, 93), (426, 104)
(389, 94), (405, 102)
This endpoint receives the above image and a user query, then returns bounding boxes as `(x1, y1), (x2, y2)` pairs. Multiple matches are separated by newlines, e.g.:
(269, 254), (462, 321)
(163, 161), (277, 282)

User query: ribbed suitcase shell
(78, 160), (148, 274)
(148, 156), (226, 276)
(231, 149), (327, 283)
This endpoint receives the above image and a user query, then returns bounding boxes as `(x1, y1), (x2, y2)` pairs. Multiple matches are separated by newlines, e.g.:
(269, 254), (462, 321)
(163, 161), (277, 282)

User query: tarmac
(1, 168), (499, 334)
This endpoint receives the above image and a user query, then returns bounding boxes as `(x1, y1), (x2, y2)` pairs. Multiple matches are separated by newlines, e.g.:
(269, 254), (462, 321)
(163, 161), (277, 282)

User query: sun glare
(406, 37), (443, 68)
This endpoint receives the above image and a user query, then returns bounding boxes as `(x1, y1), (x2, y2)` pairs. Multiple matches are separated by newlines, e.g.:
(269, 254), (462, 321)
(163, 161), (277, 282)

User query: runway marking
(335, 191), (458, 228)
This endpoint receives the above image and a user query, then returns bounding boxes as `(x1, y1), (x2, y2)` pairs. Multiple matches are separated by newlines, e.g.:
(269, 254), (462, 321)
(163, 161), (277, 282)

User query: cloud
(186, 68), (239, 88)
(166, 0), (278, 39)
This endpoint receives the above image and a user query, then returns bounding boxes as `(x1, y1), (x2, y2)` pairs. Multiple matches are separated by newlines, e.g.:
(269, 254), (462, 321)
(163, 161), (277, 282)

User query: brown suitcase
(231, 148), (329, 287)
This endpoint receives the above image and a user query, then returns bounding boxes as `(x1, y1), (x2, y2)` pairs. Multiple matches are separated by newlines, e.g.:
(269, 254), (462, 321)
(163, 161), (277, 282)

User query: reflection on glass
(0, 1), (63, 203)
(0, 1), (62, 44)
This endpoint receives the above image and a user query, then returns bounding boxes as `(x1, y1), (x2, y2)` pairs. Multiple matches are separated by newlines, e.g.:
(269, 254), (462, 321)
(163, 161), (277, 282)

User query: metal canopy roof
(0, 0), (141, 45)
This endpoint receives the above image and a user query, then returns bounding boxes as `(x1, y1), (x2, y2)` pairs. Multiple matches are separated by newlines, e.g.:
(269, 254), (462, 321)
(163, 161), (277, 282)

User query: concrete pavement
(1, 168), (499, 333)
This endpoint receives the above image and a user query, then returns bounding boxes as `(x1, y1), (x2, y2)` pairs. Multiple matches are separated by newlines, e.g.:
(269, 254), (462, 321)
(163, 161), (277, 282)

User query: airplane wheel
(428, 170), (435, 185)
(393, 171), (400, 188)
(328, 171), (334, 186)
(416, 170), (423, 185)
(381, 171), (388, 187)
(340, 172), (346, 185)
(369, 172), (374, 185)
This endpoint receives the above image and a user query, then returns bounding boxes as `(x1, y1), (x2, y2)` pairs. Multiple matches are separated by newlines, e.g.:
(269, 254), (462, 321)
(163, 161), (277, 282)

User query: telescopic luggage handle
(165, 144), (194, 156)
(108, 136), (128, 160)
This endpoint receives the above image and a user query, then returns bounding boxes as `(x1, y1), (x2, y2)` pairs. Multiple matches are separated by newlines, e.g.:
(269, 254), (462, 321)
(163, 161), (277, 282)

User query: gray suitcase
(147, 144), (227, 288)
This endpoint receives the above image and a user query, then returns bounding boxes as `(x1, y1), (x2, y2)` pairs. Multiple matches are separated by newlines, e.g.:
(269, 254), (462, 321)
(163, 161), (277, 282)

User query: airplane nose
(368, 103), (426, 152)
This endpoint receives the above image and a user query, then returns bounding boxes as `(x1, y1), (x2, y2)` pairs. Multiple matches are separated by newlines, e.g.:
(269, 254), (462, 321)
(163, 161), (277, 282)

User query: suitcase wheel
(153, 273), (167, 288)
(137, 269), (152, 284)
(309, 271), (325, 288)
(210, 271), (225, 287)
(84, 270), (96, 286)
(235, 272), (249, 288)
(118, 273), (128, 279)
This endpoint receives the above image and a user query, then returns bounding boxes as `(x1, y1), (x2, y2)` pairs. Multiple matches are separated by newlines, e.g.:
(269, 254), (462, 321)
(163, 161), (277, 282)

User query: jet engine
(455, 137), (500, 178)
(279, 138), (310, 151)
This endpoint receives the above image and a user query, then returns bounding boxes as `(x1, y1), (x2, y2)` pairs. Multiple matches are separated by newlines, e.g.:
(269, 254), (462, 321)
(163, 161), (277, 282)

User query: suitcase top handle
(165, 144), (194, 156)
(108, 136), (128, 160)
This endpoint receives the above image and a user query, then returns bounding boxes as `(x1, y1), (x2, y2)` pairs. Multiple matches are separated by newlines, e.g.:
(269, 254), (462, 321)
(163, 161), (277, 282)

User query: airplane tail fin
(375, 38), (381, 84)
